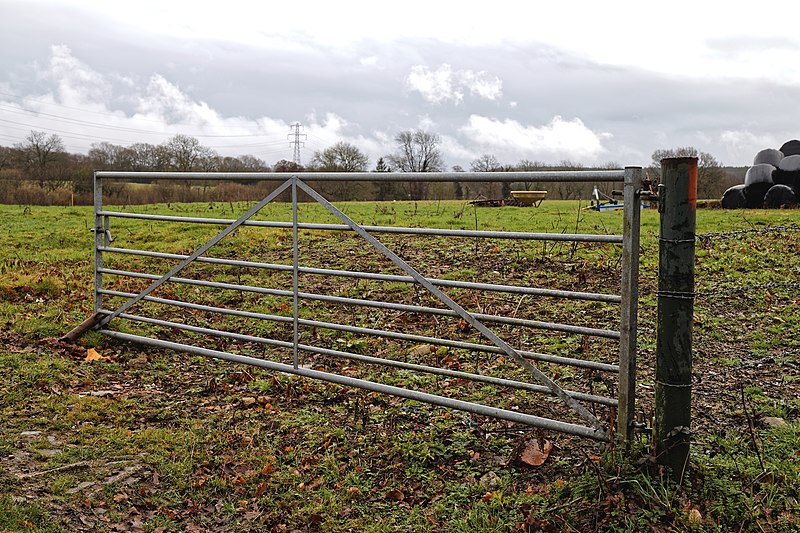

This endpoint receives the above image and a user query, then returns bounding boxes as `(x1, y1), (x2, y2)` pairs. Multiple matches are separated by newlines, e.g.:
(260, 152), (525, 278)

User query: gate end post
(655, 157), (697, 481)
(617, 166), (642, 446)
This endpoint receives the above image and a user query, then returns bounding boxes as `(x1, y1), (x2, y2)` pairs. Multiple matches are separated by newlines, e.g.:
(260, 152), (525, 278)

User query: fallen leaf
(254, 481), (268, 498)
(384, 489), (405, 502)
(243, 510), (262, 520)
(113, 492), (129, 503)
(299, 476), (323, 491)
(509, 435), (553, 467)
(85, 348), (103, 362)
(409, 344), (435, 357)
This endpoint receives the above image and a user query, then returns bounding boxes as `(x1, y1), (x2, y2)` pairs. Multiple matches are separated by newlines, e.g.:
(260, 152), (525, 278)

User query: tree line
(0, 129), (739, 205)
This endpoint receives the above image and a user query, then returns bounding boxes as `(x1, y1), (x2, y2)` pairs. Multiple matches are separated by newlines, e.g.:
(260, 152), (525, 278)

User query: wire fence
(658, 225), (800, 301)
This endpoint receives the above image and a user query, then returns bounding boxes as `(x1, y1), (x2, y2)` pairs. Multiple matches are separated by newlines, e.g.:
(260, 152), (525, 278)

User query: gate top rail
(95, 169), (627, 183)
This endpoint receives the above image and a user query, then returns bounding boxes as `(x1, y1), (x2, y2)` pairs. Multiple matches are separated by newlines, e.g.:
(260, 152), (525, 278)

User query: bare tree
(374, 157), (401, 201)
(469, 154), (502, 198)
(237, 155), (268, 171)
(310, 141), (369, 172)
(162, 134), (217, 171)
(308, 142), (370, 200)
(15, 130), (67, 189)
(470, 154), (500, 172)
(274, 159), (304, 173)
(121, 143), (158, 171)
(388, 129), (443, 199)
(389, 130), (444, 173)
(513, 159), (547, 191)
(451, 164), (465, 200)
(0, 146), (21, 170)
(88, 142), (128, 169)
(650, 147), (726, 199)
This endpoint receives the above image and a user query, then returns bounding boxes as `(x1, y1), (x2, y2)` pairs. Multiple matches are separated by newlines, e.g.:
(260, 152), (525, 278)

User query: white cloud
(720, 130), (779, 152)
(718, 130), (784, 165)
(459, 115), (610, 164)
(406, 64), (502, 105)
(2, 46), (297, 157)
(37, 44), (112, 109)
(135, 74), (220, 125)
(460, 70), (503, 101)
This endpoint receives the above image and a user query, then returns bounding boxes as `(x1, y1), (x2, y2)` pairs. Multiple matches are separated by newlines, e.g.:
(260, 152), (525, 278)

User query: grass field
(1, 198), (799, 532)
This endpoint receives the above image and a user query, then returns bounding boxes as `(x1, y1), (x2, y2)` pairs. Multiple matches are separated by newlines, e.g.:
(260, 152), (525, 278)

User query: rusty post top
(660, 156), (698, 165)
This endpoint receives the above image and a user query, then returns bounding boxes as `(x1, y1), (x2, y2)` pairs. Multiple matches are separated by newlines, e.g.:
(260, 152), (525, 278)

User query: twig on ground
(739, 384), (767, 473)
(16, 460), (92, 479)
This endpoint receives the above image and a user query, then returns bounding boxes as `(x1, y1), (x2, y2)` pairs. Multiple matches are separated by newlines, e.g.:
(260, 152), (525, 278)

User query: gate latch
(90, 227), (114, 243)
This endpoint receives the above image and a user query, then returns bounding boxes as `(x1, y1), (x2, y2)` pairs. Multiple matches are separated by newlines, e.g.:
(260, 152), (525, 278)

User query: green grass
(0, 200), (798, 531)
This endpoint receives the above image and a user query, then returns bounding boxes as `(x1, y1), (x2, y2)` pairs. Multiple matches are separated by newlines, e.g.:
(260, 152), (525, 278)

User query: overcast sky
(1, 0), (799, 169)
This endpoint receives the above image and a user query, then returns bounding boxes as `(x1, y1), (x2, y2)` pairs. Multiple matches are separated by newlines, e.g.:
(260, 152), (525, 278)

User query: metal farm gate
(71, 168), (643, 443)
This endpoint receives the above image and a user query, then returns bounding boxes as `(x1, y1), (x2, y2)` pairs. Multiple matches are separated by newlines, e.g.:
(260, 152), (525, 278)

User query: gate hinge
(609, 176), (661, 207)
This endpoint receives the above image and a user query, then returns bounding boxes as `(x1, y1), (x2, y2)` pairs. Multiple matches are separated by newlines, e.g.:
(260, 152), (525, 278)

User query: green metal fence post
(655, 156), (697, 481)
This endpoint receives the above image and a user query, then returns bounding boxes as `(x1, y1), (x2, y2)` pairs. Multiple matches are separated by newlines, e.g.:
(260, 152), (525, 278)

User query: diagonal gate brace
(297, 179), (607, 435)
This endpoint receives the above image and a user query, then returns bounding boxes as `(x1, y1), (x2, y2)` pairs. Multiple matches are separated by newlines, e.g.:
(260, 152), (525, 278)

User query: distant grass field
(1, 199), (798, 531)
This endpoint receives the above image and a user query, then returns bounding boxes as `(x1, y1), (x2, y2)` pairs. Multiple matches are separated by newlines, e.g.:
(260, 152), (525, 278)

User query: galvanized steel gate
(80, 169), (642, 442)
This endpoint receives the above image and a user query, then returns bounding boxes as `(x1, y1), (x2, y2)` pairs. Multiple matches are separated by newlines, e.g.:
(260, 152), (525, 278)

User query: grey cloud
(706, 36), (800, 56)
(2, 5), (799, 169)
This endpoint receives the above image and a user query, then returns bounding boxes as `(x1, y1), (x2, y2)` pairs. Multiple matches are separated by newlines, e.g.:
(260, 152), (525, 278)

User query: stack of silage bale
(721, 140), (800, 209)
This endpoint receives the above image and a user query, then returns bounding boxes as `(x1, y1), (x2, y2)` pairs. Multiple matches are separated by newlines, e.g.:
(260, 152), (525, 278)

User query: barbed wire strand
(652, 225), (799, 299)
(695, 225), (800, 241)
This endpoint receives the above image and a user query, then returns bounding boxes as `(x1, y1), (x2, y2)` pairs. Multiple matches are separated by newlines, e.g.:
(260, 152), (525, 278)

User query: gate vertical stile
(292, 177), (300, 369)
(93, 171), (104, 314)
(617, 166), (642, 444)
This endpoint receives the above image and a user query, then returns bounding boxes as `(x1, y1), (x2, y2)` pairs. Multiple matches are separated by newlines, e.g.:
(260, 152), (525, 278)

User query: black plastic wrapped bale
(745, 163), (775, 186)
(721, 184), (747, 209)
(763, 184), (797, 208)
(753, 148), (783, 167)
(742, 164), (774, 207)
(744, 183), (772, 207)
(779, 154), (800, 172)
(774, 154), (800, 194)
(779, 139), (800, 157)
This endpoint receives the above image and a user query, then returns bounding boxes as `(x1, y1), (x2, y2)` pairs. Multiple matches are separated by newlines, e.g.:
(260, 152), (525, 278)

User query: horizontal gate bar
(98, 211), (624, 243)
(98, 251), (621, 303)
(96, 278), (617, 372)
(101, 310), (618, 406)
(99, 329), (610, 441)
(98, 287), (621, 339)
(96, 169), (626, 183)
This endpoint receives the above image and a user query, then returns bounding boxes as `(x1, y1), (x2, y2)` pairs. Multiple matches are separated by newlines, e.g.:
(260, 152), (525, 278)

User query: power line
(0, 103), (282, 139)
(0, 90), (276, 136)
(0, 115), (293, 153)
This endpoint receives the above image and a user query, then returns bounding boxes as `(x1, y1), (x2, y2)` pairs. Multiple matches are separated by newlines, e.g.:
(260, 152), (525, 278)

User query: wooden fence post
(655, 157), (697, 481)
